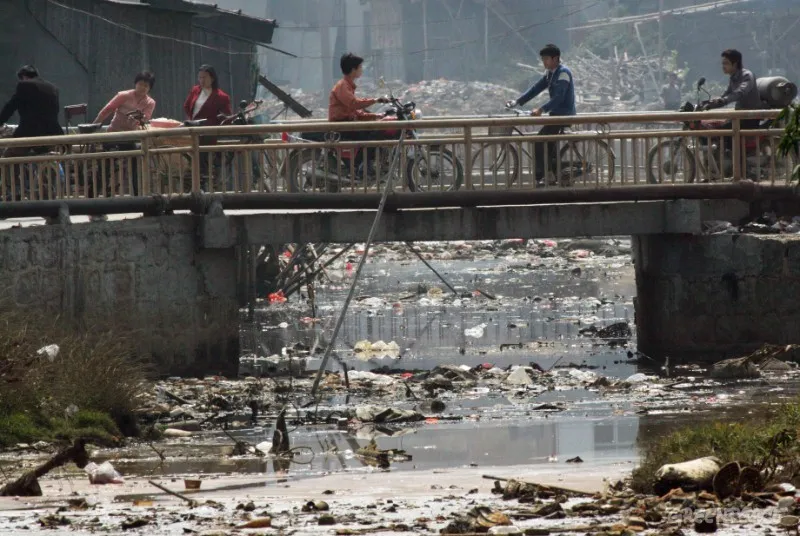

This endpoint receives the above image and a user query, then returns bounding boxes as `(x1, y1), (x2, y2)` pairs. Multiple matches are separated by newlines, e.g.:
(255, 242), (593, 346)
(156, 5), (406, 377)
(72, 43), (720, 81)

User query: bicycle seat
(77, 123), (103, 134)
(183, 119), (207, 127)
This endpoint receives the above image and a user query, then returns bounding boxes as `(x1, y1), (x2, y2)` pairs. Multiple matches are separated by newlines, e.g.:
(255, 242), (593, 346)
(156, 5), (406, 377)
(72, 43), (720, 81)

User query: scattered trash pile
(566, 47), (668, 112)
(261, 79), (520, 120)
(711, 344), (799, 379)
(452, 460), (800, 536)
(705, 213), (800, 235)
(262, 66), (651, 123)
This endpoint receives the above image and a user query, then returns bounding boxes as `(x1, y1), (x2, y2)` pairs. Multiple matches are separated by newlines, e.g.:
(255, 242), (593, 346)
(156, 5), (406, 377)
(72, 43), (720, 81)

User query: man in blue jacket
(507, 44), (576, 185)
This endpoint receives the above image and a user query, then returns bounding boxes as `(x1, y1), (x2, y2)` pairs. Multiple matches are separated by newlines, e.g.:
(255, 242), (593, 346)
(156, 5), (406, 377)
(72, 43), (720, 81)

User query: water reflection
(113, 255), (644, 479)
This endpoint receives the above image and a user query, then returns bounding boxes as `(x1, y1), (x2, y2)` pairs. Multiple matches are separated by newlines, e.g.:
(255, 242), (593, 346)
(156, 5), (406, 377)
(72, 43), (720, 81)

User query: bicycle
(0, 125), (65, 201)
(71, 111), (152, 197)
(646, 77), (796, 184)
(471, 108), (616, 187)
(216, 99), (284, 192)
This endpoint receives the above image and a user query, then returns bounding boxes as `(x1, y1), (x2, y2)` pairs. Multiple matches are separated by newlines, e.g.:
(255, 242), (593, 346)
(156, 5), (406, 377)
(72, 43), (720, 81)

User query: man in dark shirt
(0, 65), (63, 158)
(705, 49), (761, 129)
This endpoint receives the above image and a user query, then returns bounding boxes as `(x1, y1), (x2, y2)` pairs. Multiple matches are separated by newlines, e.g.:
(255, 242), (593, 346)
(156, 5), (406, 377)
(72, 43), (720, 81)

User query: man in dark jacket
(507, 44), (576, 185)
(704, 49), (761, 156)
(0, 65), (63, 157)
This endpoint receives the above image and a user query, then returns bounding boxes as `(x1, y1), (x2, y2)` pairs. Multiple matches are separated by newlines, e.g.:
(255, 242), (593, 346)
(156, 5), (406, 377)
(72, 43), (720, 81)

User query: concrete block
(3, 239), (30, 271)
(663, 199), (702, 234)
(197, 250), (238, 298)
(28, 238), (60, 269)
(112, 266), (136, 300)
(685, 314), (716, 344)
(14, 270), (41, 306)
(85, 232), (116, 264)
(785, 243), (800, 276)
(143, 233), (171, 267)
(201, 216), (237, 249)
(118, 235), (147, 262)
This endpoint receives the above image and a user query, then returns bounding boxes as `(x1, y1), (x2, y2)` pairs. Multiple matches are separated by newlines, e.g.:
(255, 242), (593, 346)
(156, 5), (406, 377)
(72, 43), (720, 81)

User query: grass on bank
(0, 308), (150, 448)
(632, 401), (800, 493)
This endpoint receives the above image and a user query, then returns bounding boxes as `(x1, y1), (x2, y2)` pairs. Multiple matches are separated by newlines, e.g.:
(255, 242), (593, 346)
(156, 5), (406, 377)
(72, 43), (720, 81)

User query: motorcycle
(284, 80), (463, 193)
(647, 76), (796, 183)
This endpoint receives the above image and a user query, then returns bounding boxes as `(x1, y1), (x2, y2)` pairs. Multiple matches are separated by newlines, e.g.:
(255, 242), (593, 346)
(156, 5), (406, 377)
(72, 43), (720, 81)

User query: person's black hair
(721, 49), (743, 70)
(135, 71), (155, 90)
(198, 64), (218, 90)
(340, 53), (365, 76)
(539, 44), (561, 59)
(17, 65), (39, 79)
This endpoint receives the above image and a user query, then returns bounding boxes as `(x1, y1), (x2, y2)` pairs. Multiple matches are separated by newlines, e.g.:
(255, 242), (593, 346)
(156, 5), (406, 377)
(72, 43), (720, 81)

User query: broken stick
(0, 438), (89, 497)
(148, 480), (197, 506)
(482, 474), (595, 497)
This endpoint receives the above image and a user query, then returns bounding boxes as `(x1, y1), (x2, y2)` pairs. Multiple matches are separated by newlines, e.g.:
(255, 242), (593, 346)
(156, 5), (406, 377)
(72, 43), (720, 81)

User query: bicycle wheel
(287, 148), (335, 193)
(470, 142), (520, 186)
(559, 139), (616, 185)
(647, 140), (696, 184)
(406, 146), (464, 192)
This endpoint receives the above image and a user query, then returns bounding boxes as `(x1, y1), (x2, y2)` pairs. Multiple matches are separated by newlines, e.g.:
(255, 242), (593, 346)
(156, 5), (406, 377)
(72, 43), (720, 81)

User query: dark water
(242, 255), (637, 377)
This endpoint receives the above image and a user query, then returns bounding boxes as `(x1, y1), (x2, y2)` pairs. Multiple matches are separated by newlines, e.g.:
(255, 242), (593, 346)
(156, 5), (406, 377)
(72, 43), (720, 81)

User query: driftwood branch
(0, 438), (90, 496)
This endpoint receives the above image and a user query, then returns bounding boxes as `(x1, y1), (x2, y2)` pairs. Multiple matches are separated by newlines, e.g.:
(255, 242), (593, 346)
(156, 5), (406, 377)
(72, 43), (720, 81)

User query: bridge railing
(0, 110), (792, 202)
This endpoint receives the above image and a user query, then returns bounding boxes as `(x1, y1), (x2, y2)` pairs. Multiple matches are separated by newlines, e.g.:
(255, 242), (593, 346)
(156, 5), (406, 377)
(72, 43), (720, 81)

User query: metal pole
(406, 242), (459, 295)
(309, 130), (408, 399)
(191, 133), (201, 193)
(657, 0), (665, 87)
(423, 0), (430, 79)
(484, 0), (489, 65)
(732, 118), (742, 180)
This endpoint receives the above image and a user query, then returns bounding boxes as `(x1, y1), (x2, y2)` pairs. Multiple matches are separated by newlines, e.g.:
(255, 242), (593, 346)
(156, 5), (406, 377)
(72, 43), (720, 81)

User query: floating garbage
(85, 461), (123, 485)
(353, 340), (401, 359)
(464, 323), (488, 338)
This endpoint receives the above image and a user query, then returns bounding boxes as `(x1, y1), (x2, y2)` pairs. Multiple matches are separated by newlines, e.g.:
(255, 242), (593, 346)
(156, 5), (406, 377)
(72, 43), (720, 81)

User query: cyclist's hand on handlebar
(505, 100), (518, 109)
(377, 96), (390, 104)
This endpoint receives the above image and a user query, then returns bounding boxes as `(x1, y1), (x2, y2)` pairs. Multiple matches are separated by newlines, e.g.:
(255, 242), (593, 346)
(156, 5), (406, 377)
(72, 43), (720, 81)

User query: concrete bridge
(1, 183), (798, 376)
(0, 111), (797, 375)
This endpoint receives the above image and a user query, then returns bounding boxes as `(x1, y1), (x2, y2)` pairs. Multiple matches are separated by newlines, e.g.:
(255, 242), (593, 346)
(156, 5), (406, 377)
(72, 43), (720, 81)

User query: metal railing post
(140, 136), (151, 196)
(464, 126), (473, 189)
(191, 133), (201, 192)
(732, 118), (741, 181)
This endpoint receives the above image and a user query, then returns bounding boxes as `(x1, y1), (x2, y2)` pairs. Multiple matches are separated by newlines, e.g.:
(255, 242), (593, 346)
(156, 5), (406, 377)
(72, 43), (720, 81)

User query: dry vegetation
(0, 307), (151, 447)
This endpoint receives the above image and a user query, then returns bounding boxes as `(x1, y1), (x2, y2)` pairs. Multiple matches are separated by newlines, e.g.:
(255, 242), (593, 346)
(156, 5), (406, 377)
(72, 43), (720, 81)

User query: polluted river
(2, 238), (800, 535)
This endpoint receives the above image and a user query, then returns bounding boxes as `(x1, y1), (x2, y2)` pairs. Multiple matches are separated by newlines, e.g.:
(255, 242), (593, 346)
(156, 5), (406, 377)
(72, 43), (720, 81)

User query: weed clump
(632, 402), (800, 493)
(0, 309), (150, 447)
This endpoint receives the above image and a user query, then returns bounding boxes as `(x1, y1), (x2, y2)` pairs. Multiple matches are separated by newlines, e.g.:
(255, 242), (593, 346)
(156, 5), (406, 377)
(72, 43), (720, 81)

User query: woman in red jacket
(183, 64), (232, 129)
(183, 65), (231, 188)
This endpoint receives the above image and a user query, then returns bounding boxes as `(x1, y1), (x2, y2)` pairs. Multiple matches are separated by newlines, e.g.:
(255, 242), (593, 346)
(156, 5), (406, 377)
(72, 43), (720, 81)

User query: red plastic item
(268, 291), (287, 304)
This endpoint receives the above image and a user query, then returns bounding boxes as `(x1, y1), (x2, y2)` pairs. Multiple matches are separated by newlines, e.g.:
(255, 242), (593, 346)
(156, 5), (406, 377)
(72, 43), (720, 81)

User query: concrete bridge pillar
(0, 216), (240, 377)
(633, 233), (800, 361)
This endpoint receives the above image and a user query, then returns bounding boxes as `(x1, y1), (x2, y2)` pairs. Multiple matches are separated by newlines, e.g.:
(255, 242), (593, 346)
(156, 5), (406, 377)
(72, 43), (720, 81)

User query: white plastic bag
(37, 344), (59, 362)
(85, 461), (124, 484)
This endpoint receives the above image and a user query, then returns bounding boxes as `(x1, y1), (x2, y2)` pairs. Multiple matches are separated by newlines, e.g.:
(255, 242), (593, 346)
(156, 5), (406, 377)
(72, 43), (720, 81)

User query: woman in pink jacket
(92, 72), (156, 199)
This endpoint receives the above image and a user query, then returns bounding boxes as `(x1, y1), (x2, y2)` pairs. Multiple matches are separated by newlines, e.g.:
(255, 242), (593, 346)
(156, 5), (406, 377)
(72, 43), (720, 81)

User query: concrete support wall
(634, 233), (800, 361)
(0, 217), (239, 377)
